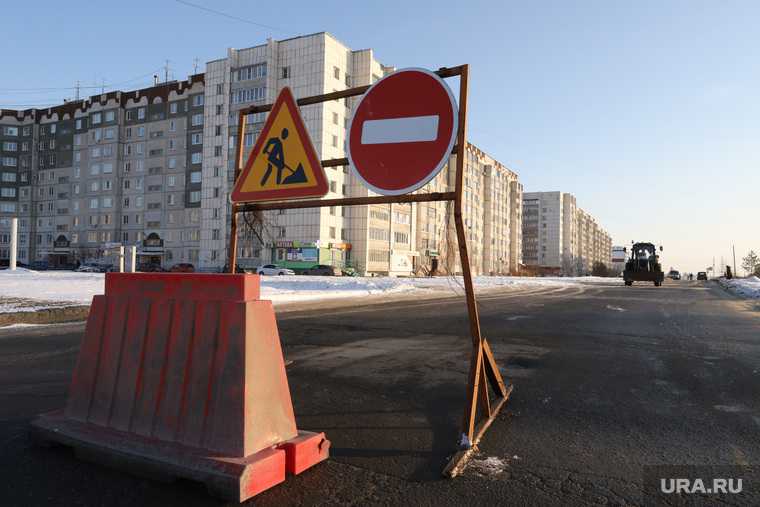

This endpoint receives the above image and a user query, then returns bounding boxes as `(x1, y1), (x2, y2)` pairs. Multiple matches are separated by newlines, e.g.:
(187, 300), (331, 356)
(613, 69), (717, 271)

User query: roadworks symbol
(231, 86), (328, 203)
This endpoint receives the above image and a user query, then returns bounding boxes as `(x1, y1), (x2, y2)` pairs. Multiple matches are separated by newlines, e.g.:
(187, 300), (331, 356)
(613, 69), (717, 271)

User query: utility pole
(75, 81), (80, 101)
(9, 217), (17, 270)
(733, 244), (737, 277)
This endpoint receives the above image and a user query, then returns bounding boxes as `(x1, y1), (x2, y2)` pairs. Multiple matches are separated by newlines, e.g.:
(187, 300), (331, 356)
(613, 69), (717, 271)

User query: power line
(0, 68), (163, 93)
(174, 0), (283, 32)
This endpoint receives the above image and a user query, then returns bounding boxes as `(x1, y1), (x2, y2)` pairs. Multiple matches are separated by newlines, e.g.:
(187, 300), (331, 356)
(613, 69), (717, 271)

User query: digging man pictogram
(260, 127), (307, 186)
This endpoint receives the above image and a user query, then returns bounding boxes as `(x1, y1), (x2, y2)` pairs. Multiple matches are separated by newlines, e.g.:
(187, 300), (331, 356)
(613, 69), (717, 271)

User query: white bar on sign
(361, 115), (439, 144)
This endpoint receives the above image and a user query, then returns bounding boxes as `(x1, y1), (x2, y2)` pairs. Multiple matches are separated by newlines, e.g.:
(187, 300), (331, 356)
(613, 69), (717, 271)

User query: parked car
(76, 264), (100, 273)
(30, 261), (49, 271)
(303, 264), (342, 276)
(697, 272), (708, 281)
(667, 270), (681, 280)
(139, 264), (166, 273)
(255, 264), (295, 276)
(170, 263), (195, 273)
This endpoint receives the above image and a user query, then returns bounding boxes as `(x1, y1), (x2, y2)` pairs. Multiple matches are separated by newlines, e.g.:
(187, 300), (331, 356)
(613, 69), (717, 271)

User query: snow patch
(0, 268), (616, 312)
(718, 276), (760, 299)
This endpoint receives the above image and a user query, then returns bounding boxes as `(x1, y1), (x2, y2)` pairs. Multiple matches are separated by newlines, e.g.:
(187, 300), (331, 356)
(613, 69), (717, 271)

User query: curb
(0, 305), (90, 327)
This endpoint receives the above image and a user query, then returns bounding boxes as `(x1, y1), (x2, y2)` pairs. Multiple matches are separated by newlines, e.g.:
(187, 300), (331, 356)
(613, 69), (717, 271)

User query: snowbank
(719, 276), (760, 299)
(0, 268), (617, 312)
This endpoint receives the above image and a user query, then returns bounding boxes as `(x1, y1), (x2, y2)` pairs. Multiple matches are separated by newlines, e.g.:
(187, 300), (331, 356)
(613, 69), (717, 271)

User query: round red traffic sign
(346, 68), (458, 196)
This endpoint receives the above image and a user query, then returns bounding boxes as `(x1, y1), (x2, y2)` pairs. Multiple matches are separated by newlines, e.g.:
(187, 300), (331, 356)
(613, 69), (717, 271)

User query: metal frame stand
(227, 64), (511, 477)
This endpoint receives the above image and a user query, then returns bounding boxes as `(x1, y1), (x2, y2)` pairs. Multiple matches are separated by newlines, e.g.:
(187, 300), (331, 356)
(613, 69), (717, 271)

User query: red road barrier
(31, 273), (329, 502)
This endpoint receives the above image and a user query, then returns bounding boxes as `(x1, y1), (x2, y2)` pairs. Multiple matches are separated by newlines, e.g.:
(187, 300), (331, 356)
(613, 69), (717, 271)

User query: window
(332, 112), (339, 125)
(103, 179), (112, 190)
(332, 135), (338, 147)
(137, 126), (145, 137)
(170, 103), (178, 114)
(230, 87), (266, 104)
(126, 110), (135, 121)
(333, 66), (340, 79)
(0, 188), (16, 198)
(369, 228), (389, 241)
(168, 139), (176, 151)
(102, 162), (113, 174)
(168, 157), (177, 169)
(215, 125), (222, 136)
(3, 127), (18, 136)
(216, 104), (223, 115)
(191, 133), (202, 145)
(89, 198), (98, 209)
(167, 175), (176, 187)
(3, 142), (17, 151)
(191, 153), (202, 164)
(394, 232), (409, 244)
(329, 181), (337, 193)
(103, 197), (112, 208)
(234, 63), (267, 81)
(105, 110), (115, 122)
(2, 157), (16, 167)
(190, 171), (202, 183)
(104, 128), (114, 139)
(329, 227), (336, 239)
(91, 112), (101, 125)
(1, 172), (16, 182)
(167, 194), (176, 206)
(216, 84), (223, 95)
(192, 95), (204, 107)
(137, 108), (146, 120)
(281, 66), (290, 79)
(191, 114), (203, 126)
(90, 164), (100, 175)
(214, 145), (222, 156)
(75, 119), (82, 129)
(90, 181), (99, 192)
(189, 190), (201, 203)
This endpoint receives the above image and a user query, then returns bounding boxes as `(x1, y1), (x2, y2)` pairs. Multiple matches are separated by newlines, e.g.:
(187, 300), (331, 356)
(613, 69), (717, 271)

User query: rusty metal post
(444, 65), (512, 478)
(227, 110), (247, 273)
(451, 65), (485, 440)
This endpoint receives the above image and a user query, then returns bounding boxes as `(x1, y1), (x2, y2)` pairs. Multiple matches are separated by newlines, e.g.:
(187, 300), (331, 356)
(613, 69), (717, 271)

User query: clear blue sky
(4, 1), (758, 274)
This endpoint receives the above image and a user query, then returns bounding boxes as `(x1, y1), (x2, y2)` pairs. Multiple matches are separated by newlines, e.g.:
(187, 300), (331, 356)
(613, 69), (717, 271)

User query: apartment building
(0, 76), (205, 268)
(522, 191), (611, 275)
(415, 143), (523, 276)
(1, 32), (525, 276)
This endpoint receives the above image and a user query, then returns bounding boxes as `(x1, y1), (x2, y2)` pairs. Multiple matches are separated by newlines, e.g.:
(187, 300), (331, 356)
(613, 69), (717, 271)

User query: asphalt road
(0, 280), (758, 505)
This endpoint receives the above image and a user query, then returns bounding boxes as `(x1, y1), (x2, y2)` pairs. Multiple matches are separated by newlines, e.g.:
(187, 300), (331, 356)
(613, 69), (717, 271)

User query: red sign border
(230, 87), (328, 203)
(346, 67), (459, 196)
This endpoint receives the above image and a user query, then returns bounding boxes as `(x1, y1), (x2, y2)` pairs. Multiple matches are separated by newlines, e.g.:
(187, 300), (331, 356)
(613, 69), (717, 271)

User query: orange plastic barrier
(31, 273), (329, 502)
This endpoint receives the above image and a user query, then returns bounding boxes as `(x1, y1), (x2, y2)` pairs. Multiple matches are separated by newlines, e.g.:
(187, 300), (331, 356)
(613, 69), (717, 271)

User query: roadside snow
(719, 276), (760, 299)
(0, 268), (617, 312)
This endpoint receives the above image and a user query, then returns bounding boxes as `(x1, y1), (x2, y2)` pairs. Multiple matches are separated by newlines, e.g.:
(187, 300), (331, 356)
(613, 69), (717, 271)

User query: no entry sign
(346, 68), (458, 195)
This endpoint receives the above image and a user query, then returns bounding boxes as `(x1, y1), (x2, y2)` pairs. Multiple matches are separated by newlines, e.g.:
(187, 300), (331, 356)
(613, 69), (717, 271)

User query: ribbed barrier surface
(32, 273), (329, 502)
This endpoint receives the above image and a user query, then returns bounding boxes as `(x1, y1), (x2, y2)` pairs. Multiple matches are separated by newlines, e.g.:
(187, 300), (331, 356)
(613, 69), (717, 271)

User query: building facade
(0, 76), (206, 269)
(1, 32), (524, 276)
(522, 191), (611, 275)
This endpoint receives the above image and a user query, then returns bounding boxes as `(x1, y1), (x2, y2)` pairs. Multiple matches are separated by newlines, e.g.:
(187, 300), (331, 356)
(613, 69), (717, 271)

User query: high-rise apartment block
(522, 191), (611, 275)
(0, 32), (524, 276)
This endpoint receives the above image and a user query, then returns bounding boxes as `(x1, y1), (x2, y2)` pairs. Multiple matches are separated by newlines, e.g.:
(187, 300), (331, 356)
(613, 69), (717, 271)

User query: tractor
(623, 242), (665, 286)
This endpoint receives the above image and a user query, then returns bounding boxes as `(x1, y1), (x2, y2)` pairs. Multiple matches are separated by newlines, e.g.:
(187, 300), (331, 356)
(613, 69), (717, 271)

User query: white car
(255, 264), (295, 276)
(76, 264), (100, 273)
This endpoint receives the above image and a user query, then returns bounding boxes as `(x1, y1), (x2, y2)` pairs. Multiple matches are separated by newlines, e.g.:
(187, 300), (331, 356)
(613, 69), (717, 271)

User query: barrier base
(31, 410), (328, 502)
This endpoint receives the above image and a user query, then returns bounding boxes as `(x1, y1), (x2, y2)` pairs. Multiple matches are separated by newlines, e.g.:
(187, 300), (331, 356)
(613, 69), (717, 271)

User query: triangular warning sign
(231, 87), (328, 203)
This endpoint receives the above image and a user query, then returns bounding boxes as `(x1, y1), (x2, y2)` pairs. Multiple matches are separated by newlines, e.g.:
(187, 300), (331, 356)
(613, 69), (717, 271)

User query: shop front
(271, 240), (352, 272)
(46, 235), (73, 268)
(137, 233), (165, 269)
